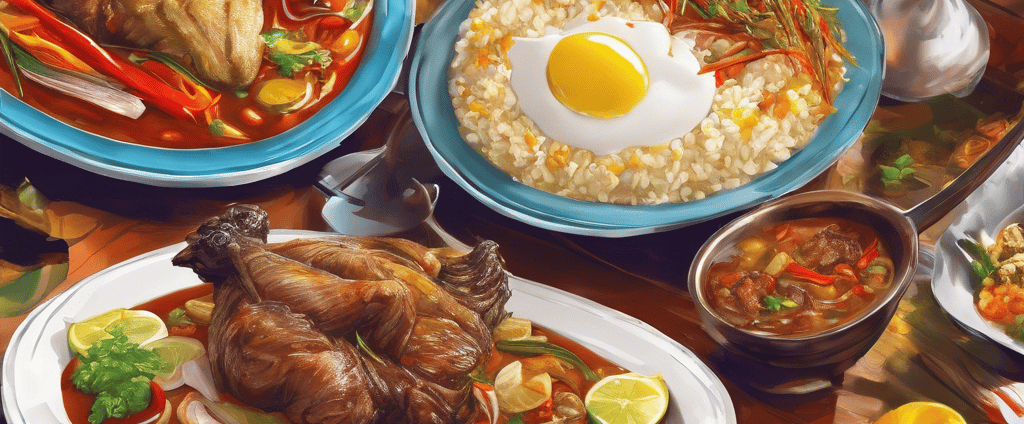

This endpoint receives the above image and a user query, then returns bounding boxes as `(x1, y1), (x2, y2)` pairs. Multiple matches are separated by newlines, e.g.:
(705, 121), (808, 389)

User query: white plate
(932, 142), (1024, 357)
(2, 230), (735, 424)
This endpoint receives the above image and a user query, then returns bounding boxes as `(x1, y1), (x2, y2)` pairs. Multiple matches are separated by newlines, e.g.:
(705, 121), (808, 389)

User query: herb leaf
(957, 238), (996, 284)
(71, 332), (167, 423)
(880, 154), (916, 186)
(763, 295), (798, 311)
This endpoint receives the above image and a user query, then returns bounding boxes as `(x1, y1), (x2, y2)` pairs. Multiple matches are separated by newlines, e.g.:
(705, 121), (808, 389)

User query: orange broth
(0, 0), (372, 149)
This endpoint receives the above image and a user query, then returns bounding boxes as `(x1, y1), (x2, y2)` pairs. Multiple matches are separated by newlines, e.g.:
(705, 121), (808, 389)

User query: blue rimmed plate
(0, 0), (415, 187)
(409, 0), (883, 237)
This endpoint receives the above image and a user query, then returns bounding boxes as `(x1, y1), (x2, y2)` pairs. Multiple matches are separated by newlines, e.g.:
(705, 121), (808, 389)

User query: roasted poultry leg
(173, 205), (511, 424)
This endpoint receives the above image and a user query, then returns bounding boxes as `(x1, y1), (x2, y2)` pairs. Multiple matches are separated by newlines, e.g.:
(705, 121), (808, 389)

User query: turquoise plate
(0, 0), (415, 187)
(409, 0), (883, 237)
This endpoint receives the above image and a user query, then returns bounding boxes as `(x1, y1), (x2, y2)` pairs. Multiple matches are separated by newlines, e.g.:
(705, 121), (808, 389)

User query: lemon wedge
(873, 402), (966, 424)
(144, 336), (207, 390)
(68, 308), (169, 357)
(494, 360), (552, 413)
(585, 373), (670, 424)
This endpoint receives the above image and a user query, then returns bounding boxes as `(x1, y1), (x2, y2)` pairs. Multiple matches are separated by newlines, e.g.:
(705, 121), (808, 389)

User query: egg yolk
(546, 32), (648, 119)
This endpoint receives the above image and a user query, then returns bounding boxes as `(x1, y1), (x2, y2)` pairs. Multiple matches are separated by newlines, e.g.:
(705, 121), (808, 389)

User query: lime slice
(143, 336), (206, 390)
(872, 402), (966, 424)
(494, 360), (552, 413)
(68, 308), (169, 357)
(585, 373), (669, 424)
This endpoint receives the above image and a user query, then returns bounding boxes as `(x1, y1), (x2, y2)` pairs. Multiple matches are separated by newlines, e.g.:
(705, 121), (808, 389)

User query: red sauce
(705, 217), (895, 335)
(60, 284), (628, 424)
(0, 1), (372, 149)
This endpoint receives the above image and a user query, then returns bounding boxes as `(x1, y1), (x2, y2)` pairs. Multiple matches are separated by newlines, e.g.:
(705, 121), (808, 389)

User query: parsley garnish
(71, 332), (168, 424)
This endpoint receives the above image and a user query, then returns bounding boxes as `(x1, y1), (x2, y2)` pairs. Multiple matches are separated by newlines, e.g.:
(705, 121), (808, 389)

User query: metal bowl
(687, 190), (918, 391)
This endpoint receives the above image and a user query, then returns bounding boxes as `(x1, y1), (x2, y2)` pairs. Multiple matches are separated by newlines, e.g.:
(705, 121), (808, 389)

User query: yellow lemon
(143, 336), (206, 390)
(68, 308), (168, 357)
(494, 360), (552, 413)
(873, 402), (966, 424)
(585, 373), (670, 424)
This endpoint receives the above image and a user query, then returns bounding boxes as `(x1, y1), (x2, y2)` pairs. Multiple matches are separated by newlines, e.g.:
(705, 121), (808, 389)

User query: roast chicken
(47, 0), (264, 89)
(172, 205), (511, 424)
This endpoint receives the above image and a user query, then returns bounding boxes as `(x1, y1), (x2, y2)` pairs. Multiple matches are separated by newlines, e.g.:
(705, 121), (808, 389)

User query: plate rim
(1, 229), (736, 424)
(408, 0), (883, 237)
(0, 0), (415, 188)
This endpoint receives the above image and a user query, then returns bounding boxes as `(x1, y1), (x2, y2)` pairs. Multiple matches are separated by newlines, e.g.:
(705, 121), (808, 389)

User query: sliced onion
(20, 66), (145, 119)
(181, 355), (220, 402)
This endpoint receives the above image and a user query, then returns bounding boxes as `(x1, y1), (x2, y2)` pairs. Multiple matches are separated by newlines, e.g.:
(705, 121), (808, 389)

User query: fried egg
(507, 16), (716, 155)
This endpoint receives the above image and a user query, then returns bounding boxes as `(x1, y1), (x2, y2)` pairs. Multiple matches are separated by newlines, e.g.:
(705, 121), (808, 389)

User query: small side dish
(448, 0), (854, 205)
(959, 222), (1024, 341)
(705, 217), (895, 334)
(58, 205), (671, 424)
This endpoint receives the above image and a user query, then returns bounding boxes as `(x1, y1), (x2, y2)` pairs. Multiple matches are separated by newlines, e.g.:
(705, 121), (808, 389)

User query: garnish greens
(71, 331), (168, 424)
(664, 0), (857, 104)
(879, 154), (916, 187)
(261, 29), (331, 78)
(957, 238), (996, 284)
(1011, 315), (1024, 343)
(762, 294), (798, 311)
(167, 308), (194, 327)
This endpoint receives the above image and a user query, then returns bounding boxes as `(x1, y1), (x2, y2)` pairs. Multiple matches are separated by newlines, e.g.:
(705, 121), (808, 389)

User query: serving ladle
(314, 91), (472, 251)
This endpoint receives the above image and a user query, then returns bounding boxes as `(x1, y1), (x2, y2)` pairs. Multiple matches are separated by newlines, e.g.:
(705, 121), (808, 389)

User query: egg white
(507, 17), (717, 155)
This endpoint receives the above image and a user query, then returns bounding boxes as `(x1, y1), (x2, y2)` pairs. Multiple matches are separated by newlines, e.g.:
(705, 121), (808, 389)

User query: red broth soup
(60, 285), (631, 424)
(0, 0), (371, 148)
(704, 217), (895, 335)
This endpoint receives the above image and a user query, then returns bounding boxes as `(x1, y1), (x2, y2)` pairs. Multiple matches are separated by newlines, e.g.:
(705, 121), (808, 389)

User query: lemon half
(585, 373), (670, 424)
(68, 308), (169, 357)
(873, 402), (966, 424)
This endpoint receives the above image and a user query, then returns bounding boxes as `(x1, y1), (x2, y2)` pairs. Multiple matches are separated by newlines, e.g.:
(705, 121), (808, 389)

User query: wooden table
(4, 0), (1024, 422)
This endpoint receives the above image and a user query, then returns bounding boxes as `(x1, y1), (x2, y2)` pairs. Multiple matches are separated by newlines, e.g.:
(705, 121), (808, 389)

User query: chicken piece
(48, 0), (264, 89)
(988, 224), (1024, 264)
(994, 253), (1024, 286)
(172, 205), (508, 424)
(794, 225), (863, 274)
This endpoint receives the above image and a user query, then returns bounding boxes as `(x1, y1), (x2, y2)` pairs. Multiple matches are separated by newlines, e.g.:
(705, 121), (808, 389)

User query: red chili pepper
(5, 0), (217, 122)
(857, 238), (880, 270)
(851, 285), (866, 296)
(833, 263), (857, 280)
(784, 262), (836, 286)
(522, 397), (554, 424)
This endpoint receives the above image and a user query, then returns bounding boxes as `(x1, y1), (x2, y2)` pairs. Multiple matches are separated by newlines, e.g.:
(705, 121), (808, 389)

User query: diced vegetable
(255, 78), (311, 113)
(762, 295), (798, 311)
(764, 252), (793, 276)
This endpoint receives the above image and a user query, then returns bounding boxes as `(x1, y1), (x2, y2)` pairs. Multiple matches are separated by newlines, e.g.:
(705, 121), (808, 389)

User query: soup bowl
(687, 190), (918, 392)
